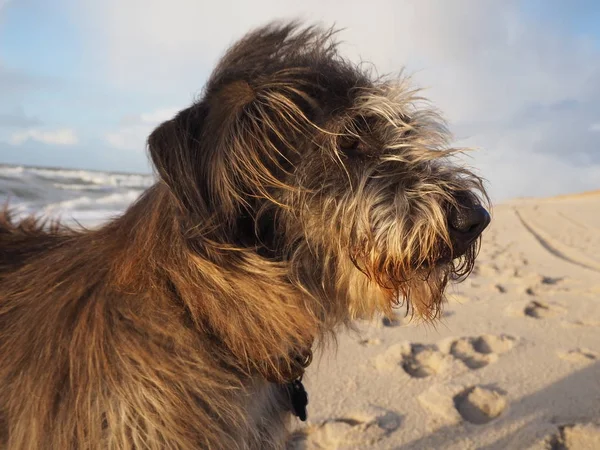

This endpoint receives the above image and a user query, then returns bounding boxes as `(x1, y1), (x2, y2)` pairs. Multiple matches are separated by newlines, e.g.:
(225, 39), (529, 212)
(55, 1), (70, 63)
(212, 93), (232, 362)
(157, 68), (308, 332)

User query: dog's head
(148, 22), (489, 324)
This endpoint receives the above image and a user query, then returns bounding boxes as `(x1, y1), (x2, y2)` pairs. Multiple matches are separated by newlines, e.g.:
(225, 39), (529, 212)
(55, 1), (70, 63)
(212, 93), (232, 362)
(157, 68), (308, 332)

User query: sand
(289, 191), (600, 449)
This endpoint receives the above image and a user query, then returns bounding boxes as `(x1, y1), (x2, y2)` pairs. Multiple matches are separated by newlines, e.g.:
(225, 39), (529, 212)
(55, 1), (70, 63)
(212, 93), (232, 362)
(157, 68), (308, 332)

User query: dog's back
(0, 212), (114, 449)
(0, 212), (72, 274)
(0, 201), (291, 450)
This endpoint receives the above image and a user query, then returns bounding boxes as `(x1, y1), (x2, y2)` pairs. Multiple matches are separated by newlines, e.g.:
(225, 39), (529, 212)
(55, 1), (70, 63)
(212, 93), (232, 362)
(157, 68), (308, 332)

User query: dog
(0, 22), (489, 449)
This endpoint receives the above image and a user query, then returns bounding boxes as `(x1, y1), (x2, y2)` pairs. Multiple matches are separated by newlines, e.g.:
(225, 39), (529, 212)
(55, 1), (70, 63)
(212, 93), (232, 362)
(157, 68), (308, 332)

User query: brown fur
(0, 22), (488, 449)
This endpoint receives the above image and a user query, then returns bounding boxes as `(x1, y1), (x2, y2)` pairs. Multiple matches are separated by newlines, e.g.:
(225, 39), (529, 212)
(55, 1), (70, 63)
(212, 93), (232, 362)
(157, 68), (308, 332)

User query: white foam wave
(30, 168), (154, 188)
(0, 166), (26, 178)
(43, 190), (142, 213)
(1, 165), (151, 228)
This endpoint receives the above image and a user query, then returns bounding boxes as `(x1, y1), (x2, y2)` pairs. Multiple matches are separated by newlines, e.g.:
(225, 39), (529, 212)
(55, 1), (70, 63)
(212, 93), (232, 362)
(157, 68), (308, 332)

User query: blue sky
(0, 0), (599, 201)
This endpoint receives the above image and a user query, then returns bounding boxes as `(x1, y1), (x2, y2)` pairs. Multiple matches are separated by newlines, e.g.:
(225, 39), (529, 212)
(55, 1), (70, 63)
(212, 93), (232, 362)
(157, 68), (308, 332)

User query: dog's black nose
(449, 204), (490, 236)
(448, 203), (490, 255)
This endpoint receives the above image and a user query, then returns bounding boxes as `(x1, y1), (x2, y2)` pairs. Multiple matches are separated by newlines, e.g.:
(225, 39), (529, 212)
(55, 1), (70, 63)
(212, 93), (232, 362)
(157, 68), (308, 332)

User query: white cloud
(458, 127), (600, 201)
(68, 0), (600, 201)
(105, 108), (178, 150)
(105, 127), (146, 151)
(0, 108), (41, 128)
(10, 128), (79, 146)
(139, 108), (179, 124)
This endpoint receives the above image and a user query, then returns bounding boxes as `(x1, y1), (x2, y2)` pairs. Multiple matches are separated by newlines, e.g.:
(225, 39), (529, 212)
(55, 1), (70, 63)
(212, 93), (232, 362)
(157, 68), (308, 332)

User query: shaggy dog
(0, 22), (489, 449)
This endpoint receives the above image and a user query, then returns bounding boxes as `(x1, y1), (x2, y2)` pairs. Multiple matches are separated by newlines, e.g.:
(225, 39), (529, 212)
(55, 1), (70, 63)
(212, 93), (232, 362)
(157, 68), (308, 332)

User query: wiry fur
(0, 22), (488, 449)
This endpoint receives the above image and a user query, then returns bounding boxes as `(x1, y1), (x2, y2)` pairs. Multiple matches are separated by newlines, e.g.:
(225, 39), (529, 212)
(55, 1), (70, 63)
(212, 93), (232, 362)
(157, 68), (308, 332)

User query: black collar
(285, 347), (312, 421)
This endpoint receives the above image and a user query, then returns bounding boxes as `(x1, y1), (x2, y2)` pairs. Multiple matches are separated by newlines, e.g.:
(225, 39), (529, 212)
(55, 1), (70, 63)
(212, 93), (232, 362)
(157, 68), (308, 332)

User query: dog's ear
(147, 85), (304, 229)
(148, 24), (337, 228)
(147, 106), (212, 222)
(149, 89), (316, 237)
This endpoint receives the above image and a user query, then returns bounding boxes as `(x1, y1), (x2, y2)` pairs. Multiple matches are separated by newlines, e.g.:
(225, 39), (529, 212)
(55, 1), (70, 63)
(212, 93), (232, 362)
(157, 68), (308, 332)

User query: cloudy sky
(0, 0), (599, 202)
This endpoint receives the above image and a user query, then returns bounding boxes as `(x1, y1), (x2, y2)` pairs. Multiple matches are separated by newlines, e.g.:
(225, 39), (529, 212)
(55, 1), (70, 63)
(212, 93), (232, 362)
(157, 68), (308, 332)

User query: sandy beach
(290, 191), (600, 449)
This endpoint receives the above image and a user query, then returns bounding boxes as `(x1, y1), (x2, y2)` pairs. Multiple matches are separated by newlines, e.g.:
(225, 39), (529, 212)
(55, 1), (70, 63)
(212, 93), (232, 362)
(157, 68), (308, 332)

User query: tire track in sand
(513, 208), (600, 273)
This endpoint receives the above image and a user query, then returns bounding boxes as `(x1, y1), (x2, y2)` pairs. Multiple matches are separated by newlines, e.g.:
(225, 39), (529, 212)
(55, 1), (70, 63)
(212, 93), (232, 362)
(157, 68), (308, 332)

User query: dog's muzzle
(448, 201), (490, 258)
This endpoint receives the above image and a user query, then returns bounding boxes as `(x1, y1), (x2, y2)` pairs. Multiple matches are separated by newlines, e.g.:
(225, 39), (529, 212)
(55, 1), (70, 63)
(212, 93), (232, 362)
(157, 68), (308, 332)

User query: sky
(0, 0), (599, 202)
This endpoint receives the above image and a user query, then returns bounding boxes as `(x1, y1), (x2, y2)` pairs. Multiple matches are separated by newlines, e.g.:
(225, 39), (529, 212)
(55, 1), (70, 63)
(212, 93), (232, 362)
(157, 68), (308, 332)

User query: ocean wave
(30, 168), (154, 189)
(0, 164), (152, 228)
(43, 190), (143, 212)
(0, 166), (26, 178)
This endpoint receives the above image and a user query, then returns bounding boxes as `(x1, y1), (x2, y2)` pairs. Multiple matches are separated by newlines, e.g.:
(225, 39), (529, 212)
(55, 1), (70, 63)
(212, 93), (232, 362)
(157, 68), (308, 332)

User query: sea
(0, 164), (155, 228)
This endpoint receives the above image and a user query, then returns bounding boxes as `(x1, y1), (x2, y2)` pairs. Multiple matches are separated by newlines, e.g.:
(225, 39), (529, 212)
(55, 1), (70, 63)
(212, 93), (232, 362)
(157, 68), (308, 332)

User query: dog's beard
(396, 238), (479, 320)
(339, 229), (481, 322)
(279, 178), (485, 324)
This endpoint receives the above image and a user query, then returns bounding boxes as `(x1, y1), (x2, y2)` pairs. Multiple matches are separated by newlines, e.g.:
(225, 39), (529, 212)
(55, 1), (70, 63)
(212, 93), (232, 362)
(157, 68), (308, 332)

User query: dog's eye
(338, 135), (361, 154)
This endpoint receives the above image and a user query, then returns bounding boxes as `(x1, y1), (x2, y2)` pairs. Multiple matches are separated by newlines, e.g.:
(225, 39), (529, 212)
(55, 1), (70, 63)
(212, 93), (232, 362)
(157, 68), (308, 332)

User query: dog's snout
(448, 203), (490, 257)
(449, 204), (490, 237)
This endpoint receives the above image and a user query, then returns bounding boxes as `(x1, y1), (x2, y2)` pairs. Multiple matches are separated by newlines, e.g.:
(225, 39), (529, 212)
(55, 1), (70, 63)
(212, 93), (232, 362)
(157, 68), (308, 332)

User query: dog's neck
(104, 183), (319, 384)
